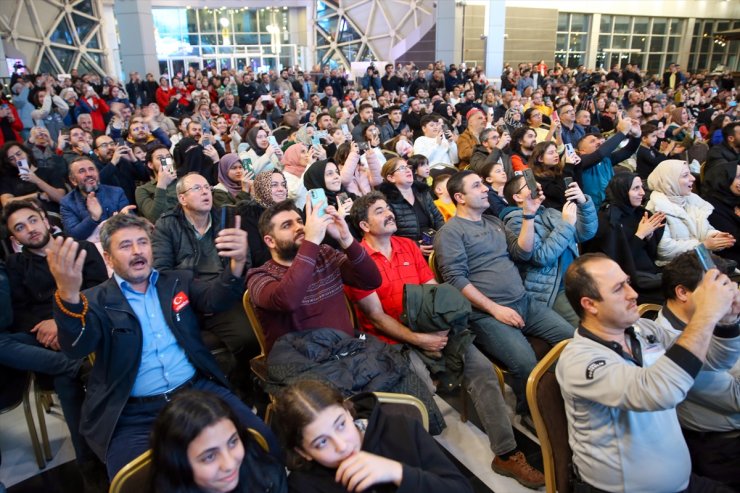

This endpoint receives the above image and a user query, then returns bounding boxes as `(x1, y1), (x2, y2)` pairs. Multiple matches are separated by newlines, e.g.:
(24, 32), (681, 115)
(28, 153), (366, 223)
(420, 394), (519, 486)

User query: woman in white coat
(646, 159), (736, 266)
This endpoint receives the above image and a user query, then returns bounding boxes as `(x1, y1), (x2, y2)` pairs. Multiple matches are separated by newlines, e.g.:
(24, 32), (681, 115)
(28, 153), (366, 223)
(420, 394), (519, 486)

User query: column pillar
(114, 0), (160, 78)
(435, 1), (462, 66)
(485, 0), (506, 82)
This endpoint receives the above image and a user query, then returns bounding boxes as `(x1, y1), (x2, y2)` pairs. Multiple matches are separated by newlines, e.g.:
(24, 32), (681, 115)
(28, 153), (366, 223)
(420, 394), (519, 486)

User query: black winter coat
(377, 181), (444, 242)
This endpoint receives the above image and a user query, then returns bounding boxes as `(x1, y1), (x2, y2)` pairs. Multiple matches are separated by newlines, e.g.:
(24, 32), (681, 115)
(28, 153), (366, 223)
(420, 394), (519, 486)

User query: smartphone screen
(202, 137), (211, 147)
(17, 159), (30, 175)
(694, 244), (716, 272)
(522, 169), (539, 200)
(220, 205), (236, 229)
(309, 188), (328, 217)
(268, 136), (278, 147)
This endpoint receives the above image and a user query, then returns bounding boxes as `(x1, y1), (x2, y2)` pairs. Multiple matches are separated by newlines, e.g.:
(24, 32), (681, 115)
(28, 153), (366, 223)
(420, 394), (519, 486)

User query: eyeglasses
(181, 184), (212, 194)
(393, 165), (410, 174)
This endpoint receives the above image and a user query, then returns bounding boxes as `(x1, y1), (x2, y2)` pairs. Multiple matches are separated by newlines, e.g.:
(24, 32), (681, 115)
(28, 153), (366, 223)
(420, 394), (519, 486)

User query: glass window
(614, 16), (630, 34)
(569, 34), (586, 52)
(598, 35), (610, 51)
(186, 9), (197, 33)
(717, 21), (730, 32)
(690, 37), (699, 53)
(652, 18), (667, 35)
(700, 36), (711, 52)
(233, 9), (257, 32)
(87, 34), (100, 50)
(650, 36), (665, 52)
(633, 17), (649, 35)
(693, 22), (701, 36)
(612, 34), (629, 50)
(75, 0), (95, 16)
(200, 34), (218, 45)
(600, 15), (612, 33)
(666, 37), (681, 52)
(631, 35), (646, 51)
(710, 53), (724, 69)
(198, 10), (215, 32)
(569, 14), (587, 32)
(50, 17), (75, 45)
(556, 33), (568, 51)
(557, 13), (568, 32)
(234, 33), (259, 45)
(669, 19), (683, 35)
(51, 47), (75, 72)
(696, 54), (708, 70)
(647, 54), (662, 73)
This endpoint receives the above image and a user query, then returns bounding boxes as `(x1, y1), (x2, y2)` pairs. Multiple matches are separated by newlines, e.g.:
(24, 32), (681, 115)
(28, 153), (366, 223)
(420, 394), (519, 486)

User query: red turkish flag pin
(172, 291), (190, 313)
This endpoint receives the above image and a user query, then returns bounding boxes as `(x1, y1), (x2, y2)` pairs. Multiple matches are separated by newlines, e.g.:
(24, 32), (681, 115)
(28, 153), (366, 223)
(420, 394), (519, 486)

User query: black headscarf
(246, 127), (266, 156)
(603, 172), (644, 224)
(702, 162), (739, 209)
(303, 159), (346, 207)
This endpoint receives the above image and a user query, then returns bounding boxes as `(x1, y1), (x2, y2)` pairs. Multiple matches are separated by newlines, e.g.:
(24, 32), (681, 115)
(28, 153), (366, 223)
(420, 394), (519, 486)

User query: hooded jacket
(378, 181), (445, 242)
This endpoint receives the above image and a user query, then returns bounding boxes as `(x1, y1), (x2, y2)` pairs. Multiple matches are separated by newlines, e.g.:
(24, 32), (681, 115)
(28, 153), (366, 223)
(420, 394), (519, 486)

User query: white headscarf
(647, 159), (690, 207)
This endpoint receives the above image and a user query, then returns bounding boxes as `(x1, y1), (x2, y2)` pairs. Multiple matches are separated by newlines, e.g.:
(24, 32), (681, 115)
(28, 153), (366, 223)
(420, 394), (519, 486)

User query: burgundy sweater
(246, 240), (382, 353)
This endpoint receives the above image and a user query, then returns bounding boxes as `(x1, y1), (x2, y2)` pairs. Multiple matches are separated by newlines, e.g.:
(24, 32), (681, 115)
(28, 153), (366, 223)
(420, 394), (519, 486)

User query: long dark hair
(273, 380), (353, 469)
(150, 390), (248, 493)
(529, 141), (561, 179)
(0, 141), (37, 177)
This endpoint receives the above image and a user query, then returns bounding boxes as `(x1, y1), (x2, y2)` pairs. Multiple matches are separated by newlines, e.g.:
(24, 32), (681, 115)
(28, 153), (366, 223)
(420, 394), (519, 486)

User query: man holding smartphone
(135, 144), (179, 223)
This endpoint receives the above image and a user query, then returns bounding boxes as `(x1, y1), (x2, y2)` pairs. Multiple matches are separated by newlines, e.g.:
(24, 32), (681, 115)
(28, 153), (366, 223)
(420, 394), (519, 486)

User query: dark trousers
(684, 428), (740, 492)
(104, 377), (279, 480)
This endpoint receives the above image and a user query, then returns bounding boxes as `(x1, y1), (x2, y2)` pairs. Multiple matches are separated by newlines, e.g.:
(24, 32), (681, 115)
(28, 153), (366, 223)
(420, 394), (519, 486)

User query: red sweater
(0, 104), (23, 145)
(246, 240), (382, 353)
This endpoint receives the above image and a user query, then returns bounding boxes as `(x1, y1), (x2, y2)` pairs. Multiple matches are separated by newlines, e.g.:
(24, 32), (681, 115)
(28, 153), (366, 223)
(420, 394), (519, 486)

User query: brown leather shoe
(491, 451), (545, 489)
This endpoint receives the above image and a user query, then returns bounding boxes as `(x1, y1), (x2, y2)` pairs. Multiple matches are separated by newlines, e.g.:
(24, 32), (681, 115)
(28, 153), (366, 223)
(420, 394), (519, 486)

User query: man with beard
(510, 126), (537, 172)
(62, 125), (102, 166)
(173, 120), (223, 186)
(94, 134), (150, 205)
(60, 157), (133, 240)
(346, 192), (546, 489)
(152, 173), (257, 386)
(46, 213), (276, 479)
(0, 200), (109, 487)
(246, 199), (382, 353)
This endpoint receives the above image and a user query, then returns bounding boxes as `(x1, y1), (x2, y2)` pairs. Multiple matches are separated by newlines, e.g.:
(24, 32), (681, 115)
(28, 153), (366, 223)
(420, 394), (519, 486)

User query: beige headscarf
(647, 159), (690, 207)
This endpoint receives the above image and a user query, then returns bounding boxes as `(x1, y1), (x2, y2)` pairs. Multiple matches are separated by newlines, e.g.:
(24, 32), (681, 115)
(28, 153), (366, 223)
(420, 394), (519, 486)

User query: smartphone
(729, 101), (737, 108)
(421, 228), (436, 246)
(341, 123), (350, 136)
(220, 205), (236, 230)
(158, 155), (174, 172)
(311, 134), (321, 148)
(694, 244), (716, 272)
(564, 143), (575, 155)
(522, 168), (539, 200)
(17, 159), (30, 175)
(201, 136), (211, 147)
(309, 188), (328, 217)
(336, 192), (351, 213)
(563, 176), (573, 188)
(267, 135), (278, 148)
(357, 141), (370, 154)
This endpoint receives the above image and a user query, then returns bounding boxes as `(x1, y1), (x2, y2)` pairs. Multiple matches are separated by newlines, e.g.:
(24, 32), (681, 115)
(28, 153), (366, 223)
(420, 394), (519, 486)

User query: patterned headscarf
(252, 170), (286, 208)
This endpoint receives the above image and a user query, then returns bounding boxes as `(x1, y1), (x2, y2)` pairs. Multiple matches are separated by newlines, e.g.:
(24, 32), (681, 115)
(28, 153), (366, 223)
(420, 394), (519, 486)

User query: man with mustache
(346, 192), (546, 489)
(152, 172), (256, 389)
(0, 200), (108, 485)
(246, 199), (382, 353)
(60, 157), (134, 240)
(46, 213), (276, 479)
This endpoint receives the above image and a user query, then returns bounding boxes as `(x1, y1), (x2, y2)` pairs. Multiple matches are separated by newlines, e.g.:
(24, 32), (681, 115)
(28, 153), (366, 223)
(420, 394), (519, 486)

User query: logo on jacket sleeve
(172, 291), (190, 313)
(585, 359), (606, 380)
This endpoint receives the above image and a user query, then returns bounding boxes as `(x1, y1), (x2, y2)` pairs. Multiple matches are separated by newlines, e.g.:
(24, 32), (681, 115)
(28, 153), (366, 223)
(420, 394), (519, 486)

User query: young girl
(150, 390), (286, 493)
(274, 380), (472, 493)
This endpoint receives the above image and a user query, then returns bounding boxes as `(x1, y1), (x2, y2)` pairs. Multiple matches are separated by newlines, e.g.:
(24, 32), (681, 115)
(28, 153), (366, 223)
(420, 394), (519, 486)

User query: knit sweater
(246, 240), (382, 352)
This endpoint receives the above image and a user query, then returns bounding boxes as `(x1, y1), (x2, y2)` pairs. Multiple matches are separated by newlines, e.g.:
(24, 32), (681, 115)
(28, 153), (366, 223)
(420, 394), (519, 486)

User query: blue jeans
(105, 377), (279, 480)
(468, 294), (574, 413)
(0, 331), (91, 461)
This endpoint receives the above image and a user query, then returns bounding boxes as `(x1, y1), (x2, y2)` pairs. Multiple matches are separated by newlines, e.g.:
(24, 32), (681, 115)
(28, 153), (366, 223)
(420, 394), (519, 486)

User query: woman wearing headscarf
(702, 162), (740, 264)
(583, 173), (666, 302)
(504, 106), (523, 134)
(282, 143), (317, 208)
(646, 159), (736, 266)
(213, 153), (250, 208)
(303, 159), (359, 247)
(242, 126), (282, 175)
(235, 170), (289, 268)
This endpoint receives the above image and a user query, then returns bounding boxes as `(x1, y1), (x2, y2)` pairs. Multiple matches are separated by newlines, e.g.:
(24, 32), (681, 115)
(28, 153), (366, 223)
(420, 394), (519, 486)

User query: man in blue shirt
(60, 156), (133, 240)
(47, 213), (276, 479)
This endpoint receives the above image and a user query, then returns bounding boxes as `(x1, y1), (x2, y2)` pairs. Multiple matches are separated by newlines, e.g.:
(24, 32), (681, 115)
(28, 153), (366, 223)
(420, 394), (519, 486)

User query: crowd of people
(0, 57), (738, 493)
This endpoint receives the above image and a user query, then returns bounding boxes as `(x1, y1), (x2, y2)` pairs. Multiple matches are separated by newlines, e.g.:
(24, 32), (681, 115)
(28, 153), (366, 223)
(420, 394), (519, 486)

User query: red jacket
(0, 103), (24, 145)
(155, 86), (175, 111)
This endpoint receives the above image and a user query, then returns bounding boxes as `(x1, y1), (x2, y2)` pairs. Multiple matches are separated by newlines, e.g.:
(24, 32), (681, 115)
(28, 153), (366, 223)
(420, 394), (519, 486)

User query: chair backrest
(427, 251), (444, 283)
(0, 367), (30, 414)
(638, 303), (662, 320)
(243, 290), (268, 359)
(372, 392), (429, 432)
(108, 449), (152, 493)
(526, 339), (572, 493)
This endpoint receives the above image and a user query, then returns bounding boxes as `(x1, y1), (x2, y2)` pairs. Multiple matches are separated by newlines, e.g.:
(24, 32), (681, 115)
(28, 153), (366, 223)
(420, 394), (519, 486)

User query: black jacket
(152, 206), (238, 274)
(6, 240), (108, 333)
(287, 392), (472, 493)
(54, 268), (252, 460)
(236, 199), (272, 268)
(705, 142), (740, 172)
(378, 181), (444, 242)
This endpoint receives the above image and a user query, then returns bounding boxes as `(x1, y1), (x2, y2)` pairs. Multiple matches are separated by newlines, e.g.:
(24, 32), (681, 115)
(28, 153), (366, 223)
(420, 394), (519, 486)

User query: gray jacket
(653, 307), (740, 432)
(501, 198), (597, 306)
